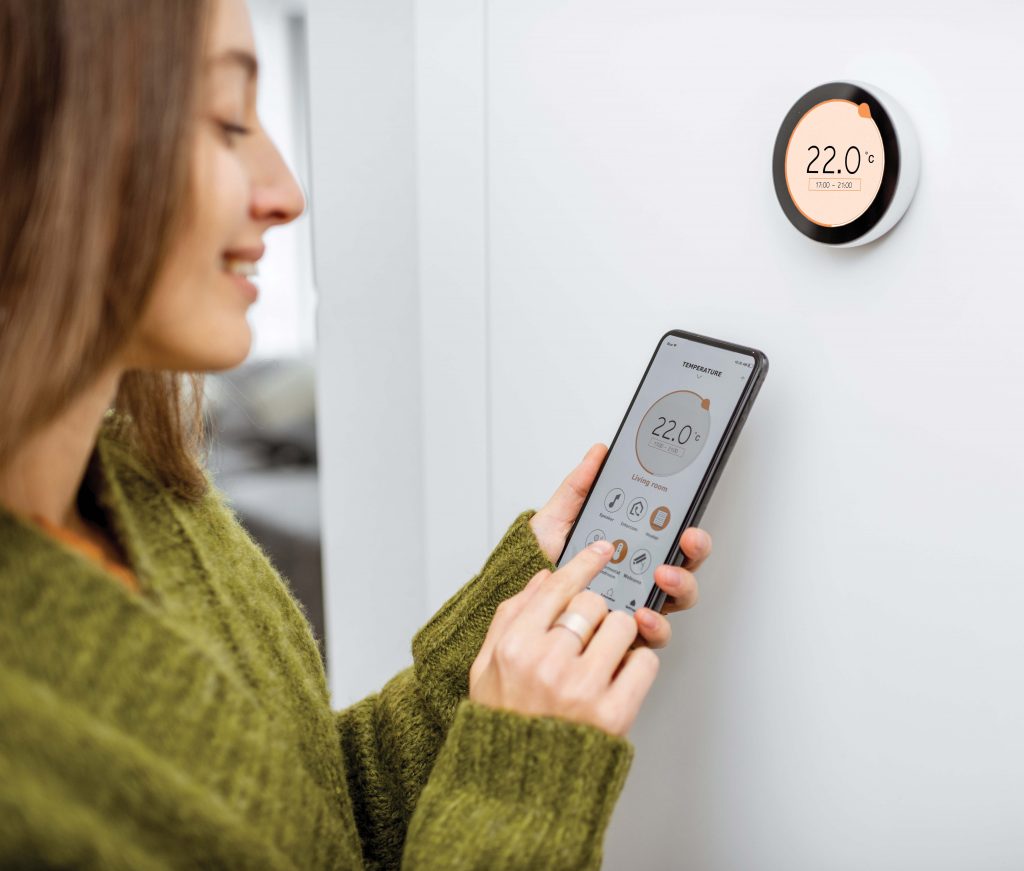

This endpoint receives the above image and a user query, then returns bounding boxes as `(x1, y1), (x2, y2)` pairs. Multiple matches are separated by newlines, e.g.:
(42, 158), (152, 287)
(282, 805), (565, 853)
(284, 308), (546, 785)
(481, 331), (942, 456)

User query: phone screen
(556, 332), (757, 613)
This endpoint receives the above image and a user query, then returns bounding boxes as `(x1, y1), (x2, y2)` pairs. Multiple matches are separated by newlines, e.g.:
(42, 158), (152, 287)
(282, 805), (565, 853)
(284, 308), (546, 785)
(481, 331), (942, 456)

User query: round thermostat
(772, 81), (919, 247)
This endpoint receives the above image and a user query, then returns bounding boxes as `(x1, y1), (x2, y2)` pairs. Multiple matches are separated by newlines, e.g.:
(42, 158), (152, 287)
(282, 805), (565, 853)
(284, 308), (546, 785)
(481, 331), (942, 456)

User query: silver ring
(552, 610), (596, 648)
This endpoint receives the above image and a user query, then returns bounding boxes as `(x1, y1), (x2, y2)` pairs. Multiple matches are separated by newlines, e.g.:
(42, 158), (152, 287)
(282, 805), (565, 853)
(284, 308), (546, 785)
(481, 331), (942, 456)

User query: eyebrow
(208, 49), (258, 80)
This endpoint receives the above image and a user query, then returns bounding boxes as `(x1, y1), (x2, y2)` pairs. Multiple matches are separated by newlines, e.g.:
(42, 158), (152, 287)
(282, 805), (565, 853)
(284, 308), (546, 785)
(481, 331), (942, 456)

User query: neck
(0, 364), (124, 529)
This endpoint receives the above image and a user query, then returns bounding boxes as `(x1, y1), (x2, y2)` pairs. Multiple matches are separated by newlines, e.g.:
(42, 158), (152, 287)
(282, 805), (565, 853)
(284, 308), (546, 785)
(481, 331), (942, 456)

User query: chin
(128, 309), (255, 372)
(205, 332), (253, 372)
(174, 324), (253, 373)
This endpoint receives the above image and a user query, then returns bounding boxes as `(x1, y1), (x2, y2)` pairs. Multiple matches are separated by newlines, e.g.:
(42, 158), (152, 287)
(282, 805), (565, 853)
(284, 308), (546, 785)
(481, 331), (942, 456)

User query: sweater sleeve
(335, 509), (633, 870)
(402, 699), (632, 870)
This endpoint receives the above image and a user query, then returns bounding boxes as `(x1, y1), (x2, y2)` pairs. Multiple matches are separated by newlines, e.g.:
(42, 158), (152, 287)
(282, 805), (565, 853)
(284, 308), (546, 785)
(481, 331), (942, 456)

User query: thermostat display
(635, 390), (710, 477)
(773, 81), (919, 247)
(785, 99), (885, 228)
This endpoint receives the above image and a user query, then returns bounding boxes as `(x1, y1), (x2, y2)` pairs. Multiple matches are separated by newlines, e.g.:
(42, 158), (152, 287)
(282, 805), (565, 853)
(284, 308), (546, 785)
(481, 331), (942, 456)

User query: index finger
(515, 539), (614, 634)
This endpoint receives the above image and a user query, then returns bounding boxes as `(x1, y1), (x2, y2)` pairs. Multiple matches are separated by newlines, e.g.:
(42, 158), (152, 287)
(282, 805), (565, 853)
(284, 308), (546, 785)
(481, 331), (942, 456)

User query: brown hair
(0, 0), (213, 501)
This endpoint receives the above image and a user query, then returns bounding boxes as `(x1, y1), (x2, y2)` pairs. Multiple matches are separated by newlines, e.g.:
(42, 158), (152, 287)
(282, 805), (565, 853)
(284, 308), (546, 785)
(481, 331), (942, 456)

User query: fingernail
(588, 539), (613, 556)
(637, 610), (656, 627)
(695, 530), (710, 551)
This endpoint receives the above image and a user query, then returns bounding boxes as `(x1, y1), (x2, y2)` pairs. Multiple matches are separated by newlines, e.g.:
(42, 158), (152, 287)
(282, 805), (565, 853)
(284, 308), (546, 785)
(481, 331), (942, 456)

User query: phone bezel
(554, 328), (769, 614)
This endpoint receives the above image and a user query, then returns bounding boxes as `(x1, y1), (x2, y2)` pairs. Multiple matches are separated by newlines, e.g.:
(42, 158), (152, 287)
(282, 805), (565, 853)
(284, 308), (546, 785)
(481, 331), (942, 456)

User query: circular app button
(635, 390), (711, 476)
(626, 497), (648, 523)
(649, 506), (671, 531)
(629, 549), (652, 575)
(603, 488), (626, 513)
(585, 529), (606, 546)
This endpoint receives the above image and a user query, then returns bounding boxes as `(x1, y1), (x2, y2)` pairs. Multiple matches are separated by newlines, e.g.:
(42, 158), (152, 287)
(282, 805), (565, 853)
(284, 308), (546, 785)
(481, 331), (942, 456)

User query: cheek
(190, 145), (252, 318)
(126, 137), (254, 371)
(166, 134), (249, 296)
(193, 137), (250, 259)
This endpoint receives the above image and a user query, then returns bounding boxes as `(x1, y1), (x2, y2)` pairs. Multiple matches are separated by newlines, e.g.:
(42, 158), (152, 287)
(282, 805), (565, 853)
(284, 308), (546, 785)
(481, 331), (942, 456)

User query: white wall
(307, 0), (426, 704)
(309, 1), (1024, 867)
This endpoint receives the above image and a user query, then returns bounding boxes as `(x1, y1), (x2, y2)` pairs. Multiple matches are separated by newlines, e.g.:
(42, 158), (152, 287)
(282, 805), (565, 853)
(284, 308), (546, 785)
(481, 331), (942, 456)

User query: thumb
(540, 443), (607, 524)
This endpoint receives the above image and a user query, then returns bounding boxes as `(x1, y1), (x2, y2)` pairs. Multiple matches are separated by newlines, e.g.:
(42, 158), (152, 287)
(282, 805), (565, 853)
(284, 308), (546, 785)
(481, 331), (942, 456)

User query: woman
(0, 0), (710, 868)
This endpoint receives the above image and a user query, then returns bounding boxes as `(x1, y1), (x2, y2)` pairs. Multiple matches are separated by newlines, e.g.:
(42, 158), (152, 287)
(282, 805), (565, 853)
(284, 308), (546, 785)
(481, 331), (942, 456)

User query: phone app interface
(557, 335), (755, 613)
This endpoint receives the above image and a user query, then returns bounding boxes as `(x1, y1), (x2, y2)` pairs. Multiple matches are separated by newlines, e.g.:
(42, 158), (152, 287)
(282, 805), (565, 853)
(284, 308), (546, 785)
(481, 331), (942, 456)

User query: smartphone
(555, 329), (768, 613)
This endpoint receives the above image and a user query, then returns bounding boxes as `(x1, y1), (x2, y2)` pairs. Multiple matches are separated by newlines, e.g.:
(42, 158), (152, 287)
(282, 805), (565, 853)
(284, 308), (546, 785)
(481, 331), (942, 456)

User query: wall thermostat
(772, 81), (919, 247)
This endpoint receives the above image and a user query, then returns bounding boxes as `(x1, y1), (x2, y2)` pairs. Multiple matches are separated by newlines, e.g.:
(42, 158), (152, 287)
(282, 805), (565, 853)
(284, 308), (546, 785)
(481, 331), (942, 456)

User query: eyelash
(218, 120), (253, 143)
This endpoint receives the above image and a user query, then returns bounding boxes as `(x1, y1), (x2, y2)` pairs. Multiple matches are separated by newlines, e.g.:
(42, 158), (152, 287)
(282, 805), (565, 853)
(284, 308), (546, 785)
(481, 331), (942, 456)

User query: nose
(250, 132), (306, 228)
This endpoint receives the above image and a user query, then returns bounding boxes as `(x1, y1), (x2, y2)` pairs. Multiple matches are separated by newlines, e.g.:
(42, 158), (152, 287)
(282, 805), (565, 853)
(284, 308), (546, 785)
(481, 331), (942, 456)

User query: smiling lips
(223, 257), (258, 278)
(221, 248), (263, 302)
(222, 244), (264, 276)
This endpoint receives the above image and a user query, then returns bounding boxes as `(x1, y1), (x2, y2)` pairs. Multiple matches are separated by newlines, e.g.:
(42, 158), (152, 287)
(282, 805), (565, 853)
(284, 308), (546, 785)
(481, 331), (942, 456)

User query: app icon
(649, 506), (671, 531)
(626, 497), (648, 523)
(609, 539), (628, 564)
(629, 549), (652, 574)
(604, 488), (625, 513)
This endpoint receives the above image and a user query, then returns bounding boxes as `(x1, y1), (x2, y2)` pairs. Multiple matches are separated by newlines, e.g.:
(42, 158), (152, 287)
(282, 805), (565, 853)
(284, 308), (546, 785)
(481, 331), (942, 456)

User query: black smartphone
(555, 329), (768, 613)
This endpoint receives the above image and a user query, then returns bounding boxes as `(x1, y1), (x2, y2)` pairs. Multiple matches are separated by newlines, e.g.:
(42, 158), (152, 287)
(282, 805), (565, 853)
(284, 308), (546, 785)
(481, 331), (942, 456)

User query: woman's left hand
(529, 443), (711, 650)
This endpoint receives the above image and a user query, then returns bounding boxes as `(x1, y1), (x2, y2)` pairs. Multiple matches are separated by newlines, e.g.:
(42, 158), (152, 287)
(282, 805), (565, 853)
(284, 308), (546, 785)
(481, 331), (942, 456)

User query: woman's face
(124, 0), (305, 373)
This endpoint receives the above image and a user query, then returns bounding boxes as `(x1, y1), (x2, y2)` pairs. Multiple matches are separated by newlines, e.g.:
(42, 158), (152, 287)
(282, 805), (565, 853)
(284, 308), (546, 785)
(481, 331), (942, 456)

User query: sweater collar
(0, 416), (201, 618)
(0, 417), (257, 685)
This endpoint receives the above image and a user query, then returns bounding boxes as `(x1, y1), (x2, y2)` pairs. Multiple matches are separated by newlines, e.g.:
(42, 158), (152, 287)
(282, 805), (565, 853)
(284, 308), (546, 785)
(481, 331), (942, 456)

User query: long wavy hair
(0, 0), (212, 501)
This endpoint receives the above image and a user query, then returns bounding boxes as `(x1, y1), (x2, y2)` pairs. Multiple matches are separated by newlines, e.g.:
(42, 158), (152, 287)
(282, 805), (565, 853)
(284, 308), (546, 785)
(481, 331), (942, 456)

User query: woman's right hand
(469, 539), (660, 737)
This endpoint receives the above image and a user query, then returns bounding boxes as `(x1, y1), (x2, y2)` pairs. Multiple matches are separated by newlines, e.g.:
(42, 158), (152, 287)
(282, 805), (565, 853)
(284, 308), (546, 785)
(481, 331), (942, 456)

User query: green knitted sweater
(0, 418), (633, 869)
